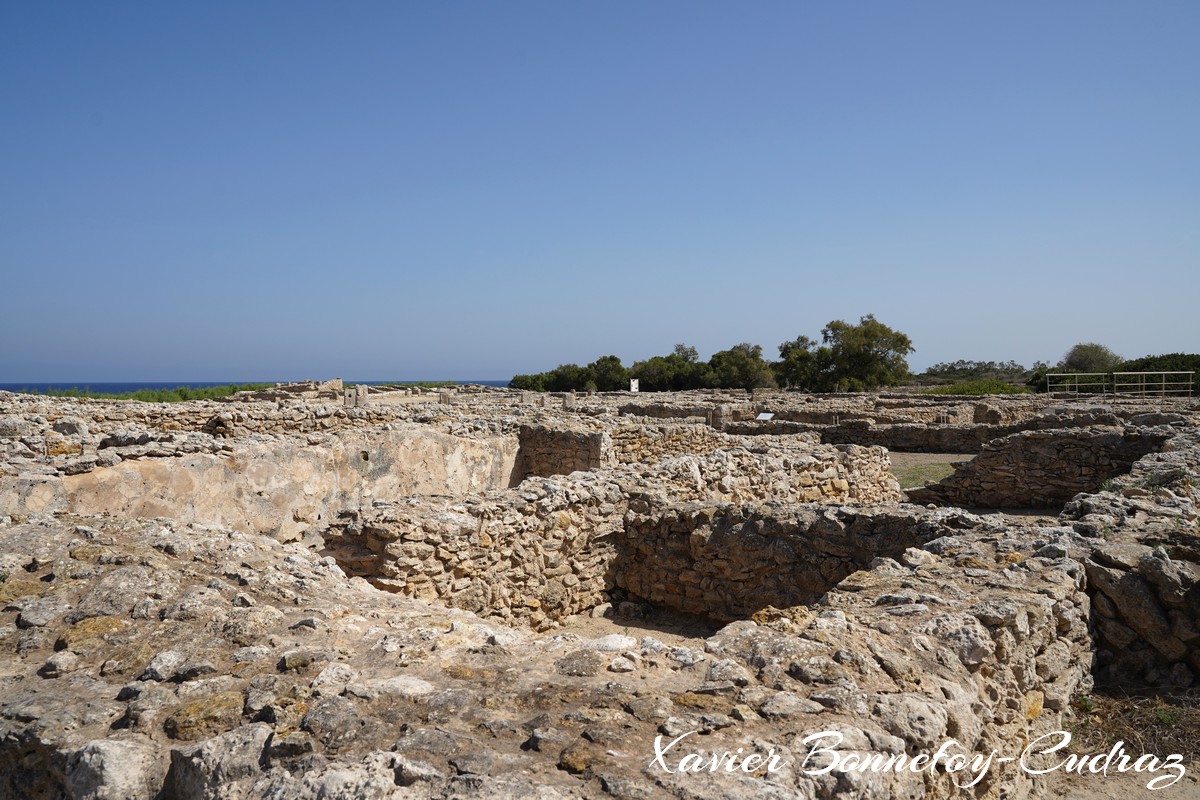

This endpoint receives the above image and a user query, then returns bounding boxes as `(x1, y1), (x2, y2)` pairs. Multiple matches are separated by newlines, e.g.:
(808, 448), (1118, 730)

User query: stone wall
(201, 405), (406, 437)
(610, 422), (820, 465)
(908, 425), (1171, 509)
(328, 472), (625, 629)
(805, 522), (1097, 799)
(216, 379), (344, 403)
(1085, 542), (1199, 687)
(617, 394), (1064, 430)
(618, 401), (725, 422)
(728, 407), (1136, 454)
(611, 422), (730, 463)
(1061, 423), (1200, 687)
(324, 444), (902, 629)
(0, 397), (411, 438)
(728, 420), (1007, 453)
(511, 423), (614, 482)
(769, 401), (977, 426)
(1, 426), (520, 542)
(614, 503), (954, 620)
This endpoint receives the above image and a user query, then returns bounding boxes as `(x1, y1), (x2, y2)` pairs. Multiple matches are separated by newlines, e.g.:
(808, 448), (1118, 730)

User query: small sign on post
(629, 379), (639, 393)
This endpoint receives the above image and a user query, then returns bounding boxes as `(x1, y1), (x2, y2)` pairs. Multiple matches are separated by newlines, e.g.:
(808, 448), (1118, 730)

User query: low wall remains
(614, 503), (946, 620)
(324, 443), (901, 628)
(908, 425), (1171, 509)
(728, 407), (1148, 454)
(610, 422), (820, 465)
(511, 423), (614, 482)
(0, 398), (413, 438)
(1061, 424), (1200, 688)
(1, 427), (520, 541)
(1085, 542), (1199, 687)
(728, 420), (1006, 452)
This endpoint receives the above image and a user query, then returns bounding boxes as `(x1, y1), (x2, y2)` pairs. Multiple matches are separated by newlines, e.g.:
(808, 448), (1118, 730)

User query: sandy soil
(548, 607), (716, 648)
(1048, 763), (1199, 798)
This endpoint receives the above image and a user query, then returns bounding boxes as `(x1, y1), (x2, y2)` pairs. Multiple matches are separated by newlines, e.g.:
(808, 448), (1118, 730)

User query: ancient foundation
(0, 386), (1196, 799)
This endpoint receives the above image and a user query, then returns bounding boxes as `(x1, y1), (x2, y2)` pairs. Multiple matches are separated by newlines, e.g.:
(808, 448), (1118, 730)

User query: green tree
(777, 315), (914, 391)
(677, 360), (715, 390)
(630, 343), (713, 391)
(545, 363), (593, 392)
(670, 344), (714, 389)
(1115, 352), (1200, 390)
(629, 355), (677, 392)
(922, 360), (1026, 381)
(508, 373), (548, 391)
(709, 343), (777, 390)
(671, 344), (699, 363)
(586, 355), (629, 392)
(774, 335), (830, 390)
(1060, 343), (1122, 373)
(820, 314), (914, 390)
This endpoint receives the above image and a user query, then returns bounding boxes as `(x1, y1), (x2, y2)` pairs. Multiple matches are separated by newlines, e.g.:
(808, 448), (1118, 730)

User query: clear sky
(2, 2), (1197, 381)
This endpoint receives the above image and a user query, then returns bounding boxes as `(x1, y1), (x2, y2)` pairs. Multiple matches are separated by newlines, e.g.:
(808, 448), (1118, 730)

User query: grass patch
(920, 379), (1031, 396)
(1069, 691), (1200, 762)
(22, 383), (272, 402)
(887, 452), (969, 489)
(891, 462), (956, 488)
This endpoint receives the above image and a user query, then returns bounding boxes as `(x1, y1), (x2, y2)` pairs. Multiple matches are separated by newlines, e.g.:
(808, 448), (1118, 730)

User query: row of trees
(917, 359), (1029, 383)
(912, 344), (1200, 394)
(509, 315), (916, 392)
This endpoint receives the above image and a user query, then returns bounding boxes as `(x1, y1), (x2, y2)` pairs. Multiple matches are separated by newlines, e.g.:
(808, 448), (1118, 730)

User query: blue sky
(2, 2), (1196, 381)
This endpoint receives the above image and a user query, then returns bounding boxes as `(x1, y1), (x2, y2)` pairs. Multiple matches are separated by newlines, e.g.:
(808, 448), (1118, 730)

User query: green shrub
(33, 383), (273, 402)
(920, 380), (1031, 396)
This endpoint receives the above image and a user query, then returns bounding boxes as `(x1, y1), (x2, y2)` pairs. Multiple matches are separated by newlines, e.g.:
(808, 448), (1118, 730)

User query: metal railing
(1046, 371), (1195, 397)
(1113, 371), (1194, 397)
(1046, 373), (1108, 394)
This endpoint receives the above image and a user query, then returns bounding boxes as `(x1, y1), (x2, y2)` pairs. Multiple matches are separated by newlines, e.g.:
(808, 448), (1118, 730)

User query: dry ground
(551, 607), (717, 648)
(1046, 691), (1200, 797)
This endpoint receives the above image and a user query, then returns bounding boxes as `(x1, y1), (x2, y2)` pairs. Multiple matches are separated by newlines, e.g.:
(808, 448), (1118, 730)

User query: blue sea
(0, 380), (511, 394)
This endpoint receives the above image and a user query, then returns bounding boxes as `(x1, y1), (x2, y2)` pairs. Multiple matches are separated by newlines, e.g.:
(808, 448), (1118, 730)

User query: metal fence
(1046, 373), (1108, 394)
(1047, 371), (1194, 397)
(1112, 371), (1194, 397)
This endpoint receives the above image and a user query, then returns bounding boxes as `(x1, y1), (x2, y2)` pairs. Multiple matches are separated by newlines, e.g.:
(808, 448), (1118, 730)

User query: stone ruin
(0, 385), (1196, 799)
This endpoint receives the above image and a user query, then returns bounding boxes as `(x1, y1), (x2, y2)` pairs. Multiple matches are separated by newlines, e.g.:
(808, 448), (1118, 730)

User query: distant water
(0, 380), (511, 394)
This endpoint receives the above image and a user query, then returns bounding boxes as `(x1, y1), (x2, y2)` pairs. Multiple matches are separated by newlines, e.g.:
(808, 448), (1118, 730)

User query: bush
(1060, 343), (1122, 373)
(916, 360), (1027, 386)
(1115, 353), (1200, 393)
(34, 383), (273, 402)
(508, 374), (548, 391)
(921, 380), (1031, 396)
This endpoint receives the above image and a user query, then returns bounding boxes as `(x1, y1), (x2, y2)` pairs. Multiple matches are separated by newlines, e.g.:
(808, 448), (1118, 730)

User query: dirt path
(1048, 764), (1199, 798)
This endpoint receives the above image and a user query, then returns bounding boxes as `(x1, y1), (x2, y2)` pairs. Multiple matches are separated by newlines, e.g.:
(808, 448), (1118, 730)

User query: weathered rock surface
(0, 512), (1094, 799)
